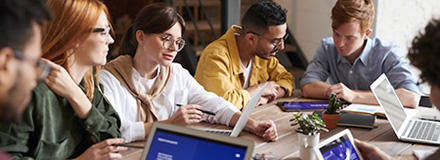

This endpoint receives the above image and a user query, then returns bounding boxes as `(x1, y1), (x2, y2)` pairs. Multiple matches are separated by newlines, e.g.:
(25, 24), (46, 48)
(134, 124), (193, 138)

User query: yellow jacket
(195, 26), (295, 109)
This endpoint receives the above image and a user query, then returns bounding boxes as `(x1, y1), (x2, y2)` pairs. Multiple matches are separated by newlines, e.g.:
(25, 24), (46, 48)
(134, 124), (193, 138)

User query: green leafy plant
(326, 93), (342, 114)
(290, 113), (328, 136)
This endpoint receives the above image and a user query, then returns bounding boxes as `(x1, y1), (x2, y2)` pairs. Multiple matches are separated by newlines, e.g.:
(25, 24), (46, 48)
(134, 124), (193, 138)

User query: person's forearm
(229, 112), (257, 133)
(302, 81), (332, 99)
(67, 87), (92, 119)
(277, 87), (286, 98)
(143, 122), (154, 138)
(395, 89), (420, 108)
(349, 91), (378, 104)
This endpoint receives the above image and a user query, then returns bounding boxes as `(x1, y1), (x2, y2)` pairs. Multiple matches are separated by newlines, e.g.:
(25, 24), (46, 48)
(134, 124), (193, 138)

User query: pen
(176, 104), (216, 116)
(112, 144), (144, 149)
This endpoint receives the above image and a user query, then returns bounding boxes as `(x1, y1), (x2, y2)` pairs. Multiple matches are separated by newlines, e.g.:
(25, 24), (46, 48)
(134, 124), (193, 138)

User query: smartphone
(419, 96), (432, 107)
(420, 115), (440, 122)
(278, 102), (328, 112)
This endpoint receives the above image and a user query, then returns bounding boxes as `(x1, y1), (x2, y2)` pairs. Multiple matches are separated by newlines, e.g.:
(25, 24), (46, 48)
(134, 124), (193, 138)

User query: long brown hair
(120, 3), (185, 57)
(42, 0), (111, 100)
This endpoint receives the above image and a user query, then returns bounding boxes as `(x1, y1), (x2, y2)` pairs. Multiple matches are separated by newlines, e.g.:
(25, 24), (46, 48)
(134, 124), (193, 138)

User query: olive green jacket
(0, 82), (121, 160)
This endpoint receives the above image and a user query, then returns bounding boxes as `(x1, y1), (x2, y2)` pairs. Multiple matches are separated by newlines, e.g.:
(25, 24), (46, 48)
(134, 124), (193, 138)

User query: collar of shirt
(336, 37), (372, 66)
(227, 25), (263, 76)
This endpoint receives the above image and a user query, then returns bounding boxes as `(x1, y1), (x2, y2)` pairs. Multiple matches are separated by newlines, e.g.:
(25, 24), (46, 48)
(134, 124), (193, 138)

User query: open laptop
(370, 73), (440, 145)
(140, 122), (255, 160)
(199, 82), (268, 137)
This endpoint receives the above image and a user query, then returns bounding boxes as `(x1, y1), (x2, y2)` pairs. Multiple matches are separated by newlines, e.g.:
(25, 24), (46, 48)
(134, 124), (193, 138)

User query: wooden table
(120, 91), (439, 159)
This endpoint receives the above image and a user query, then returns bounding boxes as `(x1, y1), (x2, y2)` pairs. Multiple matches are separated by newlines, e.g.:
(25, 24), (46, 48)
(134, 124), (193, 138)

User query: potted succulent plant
(290, 113), (328, 160)
(322, 93), (342, 130)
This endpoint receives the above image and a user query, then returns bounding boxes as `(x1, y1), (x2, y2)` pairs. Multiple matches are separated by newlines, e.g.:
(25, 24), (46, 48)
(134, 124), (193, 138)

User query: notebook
(198, 82), (268, 137)
(313, 111), (376, 129)
(370, 73), (440, 145)
(140, 122), (254, 160)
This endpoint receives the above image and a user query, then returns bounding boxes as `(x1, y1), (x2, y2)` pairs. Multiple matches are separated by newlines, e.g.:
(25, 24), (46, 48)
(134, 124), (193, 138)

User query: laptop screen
(145, 128), (248, 160)
(371, 75), (407, 131)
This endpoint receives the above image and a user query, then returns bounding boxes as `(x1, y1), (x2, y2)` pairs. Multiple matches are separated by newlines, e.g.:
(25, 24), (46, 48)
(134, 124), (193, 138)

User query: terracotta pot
(322, 111), (341, 130)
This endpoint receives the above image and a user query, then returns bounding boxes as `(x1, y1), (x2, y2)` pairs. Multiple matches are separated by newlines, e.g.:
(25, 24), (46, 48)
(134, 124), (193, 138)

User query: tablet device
(278, 102), (328, 112)
(313, 129), (363, 160)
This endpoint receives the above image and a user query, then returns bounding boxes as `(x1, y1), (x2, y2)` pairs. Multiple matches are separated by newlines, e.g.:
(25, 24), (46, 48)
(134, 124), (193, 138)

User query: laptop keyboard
(408, 120), (440, 141)
(205, 130), (232, 136)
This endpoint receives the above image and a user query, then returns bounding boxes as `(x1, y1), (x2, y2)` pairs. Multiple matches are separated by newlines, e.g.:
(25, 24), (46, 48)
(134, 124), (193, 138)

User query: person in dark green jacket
(0, 0), (52, 159)
(0, 0), (127, 159)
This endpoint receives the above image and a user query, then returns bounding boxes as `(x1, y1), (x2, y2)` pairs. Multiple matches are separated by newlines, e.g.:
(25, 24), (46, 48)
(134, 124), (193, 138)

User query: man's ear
(364, 28), (373, 39)
(245, 33), (257, 46)
(136, 30), (145, 45)
(0, 47), (15, 85)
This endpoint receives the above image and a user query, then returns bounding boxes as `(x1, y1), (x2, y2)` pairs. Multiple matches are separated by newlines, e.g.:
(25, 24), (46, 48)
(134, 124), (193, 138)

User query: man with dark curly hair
(301, 0), (420, 108)
(195, 1), (294, 110)
(354, 18), (440, 160)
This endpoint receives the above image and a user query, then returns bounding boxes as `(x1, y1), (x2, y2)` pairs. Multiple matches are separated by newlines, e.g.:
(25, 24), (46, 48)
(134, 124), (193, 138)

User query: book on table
(341, 103), (419, 119)
(341, 104), (386, 117)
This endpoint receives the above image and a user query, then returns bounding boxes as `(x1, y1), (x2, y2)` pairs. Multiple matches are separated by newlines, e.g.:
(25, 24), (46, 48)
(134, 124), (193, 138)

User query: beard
(254, 43), (275, 60)
(0, 101), (19, 123)
(0, 69), (31, 123)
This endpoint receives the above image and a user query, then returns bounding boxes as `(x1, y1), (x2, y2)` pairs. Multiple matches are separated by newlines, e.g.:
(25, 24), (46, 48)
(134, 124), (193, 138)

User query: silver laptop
(140, 122), (255, 160)
(370, 73), (440, 145)
(199, 82), (268, 137)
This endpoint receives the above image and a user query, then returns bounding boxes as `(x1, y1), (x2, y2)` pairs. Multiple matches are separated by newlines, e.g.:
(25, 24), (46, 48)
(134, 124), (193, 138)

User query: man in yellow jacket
(195, 1), (294, 110)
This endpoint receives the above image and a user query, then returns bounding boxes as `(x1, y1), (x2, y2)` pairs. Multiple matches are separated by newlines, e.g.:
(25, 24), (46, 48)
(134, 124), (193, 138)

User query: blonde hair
(331, 0), (374, 34)
(42, 0), (111, 100)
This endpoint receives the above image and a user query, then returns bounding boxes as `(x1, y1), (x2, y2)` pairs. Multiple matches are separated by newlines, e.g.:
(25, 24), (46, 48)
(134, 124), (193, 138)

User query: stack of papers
(341, 104), (385, 117)
(342, 104), (419, 118)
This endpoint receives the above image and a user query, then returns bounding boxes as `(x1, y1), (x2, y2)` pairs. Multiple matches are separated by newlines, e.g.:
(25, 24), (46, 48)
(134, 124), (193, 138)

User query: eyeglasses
(13, 50), (51, 81)
(247, 31), (289, 52)
(160, 34), (186, 52)
(93, 26), (111, 42)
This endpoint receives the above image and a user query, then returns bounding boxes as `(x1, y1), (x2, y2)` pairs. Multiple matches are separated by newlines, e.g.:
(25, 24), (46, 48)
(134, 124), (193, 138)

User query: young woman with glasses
(99, 3), (278, 143)
(0, 0), (128, 159)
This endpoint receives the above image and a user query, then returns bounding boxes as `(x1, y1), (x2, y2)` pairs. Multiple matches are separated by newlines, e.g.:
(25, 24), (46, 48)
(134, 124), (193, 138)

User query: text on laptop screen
(372, 78), (406, 131)
(319, 134), (361, 160)
(145, 129), (248, 160)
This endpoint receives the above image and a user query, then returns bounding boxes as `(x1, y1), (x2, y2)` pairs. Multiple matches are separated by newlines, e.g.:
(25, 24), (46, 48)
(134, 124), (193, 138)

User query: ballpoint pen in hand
(112, 144), (144, 149)
(176, 104), (216, 116)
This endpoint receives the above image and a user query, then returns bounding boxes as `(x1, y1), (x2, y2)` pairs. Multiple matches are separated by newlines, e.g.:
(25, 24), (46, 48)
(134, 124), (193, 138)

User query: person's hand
(74, 138), (127, 160)
(247, 82), (280, 101)
(261, 81), (280, 100)
(354, 139), (392, 160)
(166, 104), (203, 125)
(326, 83), (356, 102)
(257, 96), (270, 106)
(252, 120), (278, 142)
(42, 59), (80, 99)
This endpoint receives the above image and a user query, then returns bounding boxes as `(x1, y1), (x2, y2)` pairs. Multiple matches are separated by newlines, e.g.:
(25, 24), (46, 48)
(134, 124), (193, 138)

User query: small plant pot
(298, 133), (320, 160)
(322, 111), (341, 130)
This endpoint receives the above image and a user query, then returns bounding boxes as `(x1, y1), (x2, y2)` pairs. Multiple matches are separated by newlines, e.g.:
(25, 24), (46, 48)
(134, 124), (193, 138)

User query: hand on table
(252, 120), (278, 142)
(326, 83), (356, 102)
(74, 138), (127, 160)
(167, 104), (203, 125)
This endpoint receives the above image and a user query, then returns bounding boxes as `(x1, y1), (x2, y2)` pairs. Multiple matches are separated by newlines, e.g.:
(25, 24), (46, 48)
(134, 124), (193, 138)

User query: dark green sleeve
(77, 83), (121, 142)
(0, 94), (37, 160)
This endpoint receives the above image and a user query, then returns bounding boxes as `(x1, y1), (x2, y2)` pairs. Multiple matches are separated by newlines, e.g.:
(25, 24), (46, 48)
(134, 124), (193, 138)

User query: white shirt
(99, 63), (239, 142)
(241, 60), (252, 89)
(134, 67), (169, 120)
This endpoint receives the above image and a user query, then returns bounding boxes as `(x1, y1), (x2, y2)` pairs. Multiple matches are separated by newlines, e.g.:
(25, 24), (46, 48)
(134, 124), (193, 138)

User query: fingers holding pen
(171, 104), (204, 125)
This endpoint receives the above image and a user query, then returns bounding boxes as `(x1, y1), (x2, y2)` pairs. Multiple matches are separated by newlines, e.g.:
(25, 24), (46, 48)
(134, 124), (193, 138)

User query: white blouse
(99, 63), (239, 142)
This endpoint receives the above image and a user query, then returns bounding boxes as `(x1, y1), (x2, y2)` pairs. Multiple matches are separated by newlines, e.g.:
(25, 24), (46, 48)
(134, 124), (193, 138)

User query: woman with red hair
(0, 0), (127, 159)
